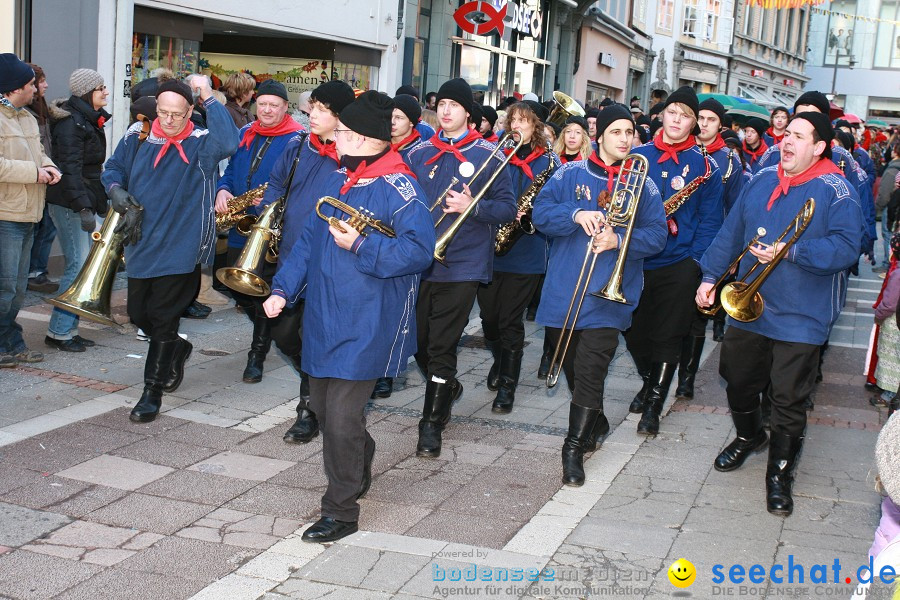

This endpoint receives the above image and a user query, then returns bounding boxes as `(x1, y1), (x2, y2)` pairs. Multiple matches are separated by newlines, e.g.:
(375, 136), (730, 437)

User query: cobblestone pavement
(0, 258), (892, 599)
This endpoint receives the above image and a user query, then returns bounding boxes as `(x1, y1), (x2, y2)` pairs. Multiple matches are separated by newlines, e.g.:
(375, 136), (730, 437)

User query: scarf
(589, 152), (622, 193)
(0, 95), (20, 111)
(504, 144), (545, 180)
(560, 152), (583, 164)
(310, 134), (340, 164)
(238, 114), (302, 150)
(653, 135), (695, 164)
(391, 128), (420, 152)
(767, 158), (842, 210)
(339, 149), (416, 194)
(702, 134), (726, 154)
(744, 138), (768, 164)
(424, 129), (483, 165)
(151, 119), (194, 168)
(484, 132), (499, 144)
(766, 127), (784, 144)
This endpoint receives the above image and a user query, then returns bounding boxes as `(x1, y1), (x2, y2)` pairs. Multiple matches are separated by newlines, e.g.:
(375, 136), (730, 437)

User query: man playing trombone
(533, 104), (667, 486)
(696, 112), (863, 516)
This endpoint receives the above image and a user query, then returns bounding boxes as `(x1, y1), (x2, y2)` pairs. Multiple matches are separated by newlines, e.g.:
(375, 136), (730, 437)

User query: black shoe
(712, 320), (725, 342)
(243, 352), (265, 383)
(416, 379), (460, 458)
(525, 307), (537, 321)
(27, 274), (59, 293)
(675, 336), (704, 400)
(44, 336), (86, 353)
(182, 300), (211, 319)
(162, 338), (192, 393)
(629, 357), (652, 414)
(242, 314), (271, 383)
(283, 398), (319, 444)
(492, 349), (523, 414)
(371, 377), (393, 399)
(485, 338), (501, 391)
(636, 362), (677, 436)
(301, 517), (358, 544)
(537, 350), (551, 380)
(130, 340), (167, 423)
(766, 431), (804, 516)
(562, 404), (602, 486)
(72, 335), (95, 347)
(714, 409), (769, 472)
(864, 382), (880, 392)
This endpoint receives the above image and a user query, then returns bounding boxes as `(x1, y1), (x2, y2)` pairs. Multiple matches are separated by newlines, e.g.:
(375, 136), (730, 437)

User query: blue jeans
(29, 205), (56, 276)
(880, 207), (891, 267)
(47, 204), (92, 340)
(0, 220), (34, 354)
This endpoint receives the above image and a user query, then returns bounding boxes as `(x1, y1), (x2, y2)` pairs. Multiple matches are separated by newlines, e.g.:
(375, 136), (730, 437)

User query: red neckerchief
(339, 149), (416, 194)
(744, 138), (768, 163)
(424, 129), (483, 165)
(310, 134), (340, 164)
(588, 152), (622, 193)
(766, 127), (784, 144)
(702, 134), (726, 154)
(653, 135), (695, 164)
(560, 153), (583, 164)
(484, 132), (499, 144)
(391, 128), (420, 152)
(504, 144), (545, 180)
(151, 119), (194, 168)
(767, 159), (842, 210)
(239, 114), (302, 150)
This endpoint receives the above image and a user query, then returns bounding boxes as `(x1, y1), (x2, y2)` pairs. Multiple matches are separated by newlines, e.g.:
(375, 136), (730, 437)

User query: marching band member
(627, 86), (724, 436)
(260, 80), (356, 444)
(533, 104), (667, 485)
(742, 117), (769, 174)
(764, 106), (789, 146)
(263, 91), (435, 542)
(697, 112), (863, 516)
(102, 76), (238, 422)
(477, 100), (560, 414)
(406, 78), (516, 458)
(480, 105), (500, 144)
(215, 80), (302, 385)
(553, 116), (592, 164)
(390, 94), (425, 163)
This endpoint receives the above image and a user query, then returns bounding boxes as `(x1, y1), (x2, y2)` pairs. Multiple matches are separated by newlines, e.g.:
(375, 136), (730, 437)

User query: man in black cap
(698, 111), (863, 517)
(585, 107), (599, 141)
(480, 105), (499, 143)
(264, 90), (435, 543)
(742, 117), (769, 173)
(390, 93), (424, 161)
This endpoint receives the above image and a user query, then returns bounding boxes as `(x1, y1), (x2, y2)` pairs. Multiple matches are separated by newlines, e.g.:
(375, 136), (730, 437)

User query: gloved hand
(114, 205), (144, 246)
(108, 185), (139, 215)
(79, 209), (96, 233)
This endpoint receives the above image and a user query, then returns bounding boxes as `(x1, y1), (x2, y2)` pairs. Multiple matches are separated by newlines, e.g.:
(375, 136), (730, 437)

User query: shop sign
(598, 52), (618, 68)
(750, 69), (765, 77)
(783, 78), (794, 86)
(453, 1), (542, 39)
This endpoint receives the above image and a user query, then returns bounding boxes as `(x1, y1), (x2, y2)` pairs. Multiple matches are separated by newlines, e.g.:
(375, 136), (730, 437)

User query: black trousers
(719, 327), (819, 438)
(416, 280), (479, 380)
(546, 327), (619, 410)
(226, 247), (302, 356)
(308, 377), (376, 522)
(477, 271), (542, 351)
(625, 257), (701, 364)
(128, 266), (199, 341)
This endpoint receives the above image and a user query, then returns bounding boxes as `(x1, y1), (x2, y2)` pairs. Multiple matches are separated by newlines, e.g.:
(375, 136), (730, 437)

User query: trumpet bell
(216, 266), (270, 297)
(720, 281), (764, 323)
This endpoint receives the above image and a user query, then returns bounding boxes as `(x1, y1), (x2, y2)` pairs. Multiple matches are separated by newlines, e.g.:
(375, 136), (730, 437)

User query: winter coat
(0, 102), (56, 223)
(45, 96), (111, 215)
(877, 159), (900, 211)
(225, 101), (253, 129)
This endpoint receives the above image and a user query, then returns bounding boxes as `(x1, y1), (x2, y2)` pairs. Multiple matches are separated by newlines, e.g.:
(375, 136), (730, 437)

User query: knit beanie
(599, 98), (614, 108)
(155, 79), (194, 107)
(721, 113), (733, 129)
(835, 130), (856, 152)
(0, 53), (34, 94)
(340, 90), (393, 141)
(876, 414), (900, 503)
(664, 86), (700, 118)
(566, 115), (589, 134)
(595, 104), (634, 141)
(256, 79), (288, 102)
(395, 85), (419, 100)
(794, 91), (830, 116)
(744, 117), (769, 139)
(481, 105), (498, 128)
(585, 107), (599, 120)
(699, 98), (726, 122)
(522, 100), (549, 122)
(69, 69), (104, 98)
(310, 80), (355, 116)
(791, 112), (834, 160)
(470, 103), (483, 127)
(436, 78), (473, 113)
(393, 94), (421, 124)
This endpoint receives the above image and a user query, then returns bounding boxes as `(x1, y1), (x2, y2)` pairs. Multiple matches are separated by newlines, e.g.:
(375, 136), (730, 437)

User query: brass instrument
(722, 149), (735, 184)
(216, 199), (282, 296)
(315, 196), (397, 238)
(433, 131), (524, 264)
(546, 154), (648, 388)
(430, 177), (459, 214)
(547, 91), (586, 127)
(662, 146), (712, 216)
(698, 198), (815, 322)
(215, 183), (268, 235)
(47, 210), (132, 327)
(494, 142), (555, 256)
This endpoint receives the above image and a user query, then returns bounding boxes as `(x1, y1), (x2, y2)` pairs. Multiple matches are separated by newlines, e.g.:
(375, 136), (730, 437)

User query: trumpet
(546, 154), (648, 389)
(316, 196), (396, 238)
(699, 198), (815, 322)
(215, 183), (268, 235)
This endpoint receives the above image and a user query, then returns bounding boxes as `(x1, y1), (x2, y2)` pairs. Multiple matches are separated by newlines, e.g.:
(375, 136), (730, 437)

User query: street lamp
(828, 50), (856, 103)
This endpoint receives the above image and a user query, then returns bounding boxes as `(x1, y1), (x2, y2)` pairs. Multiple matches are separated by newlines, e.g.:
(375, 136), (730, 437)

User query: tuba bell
(46, 210), (132, 327)
(216, 199), (281, 297)
(546, 91), (586, 127)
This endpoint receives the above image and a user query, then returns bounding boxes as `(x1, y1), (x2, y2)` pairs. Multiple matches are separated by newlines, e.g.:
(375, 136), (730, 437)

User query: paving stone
(0, 436), (98, 473)
(187, 450), (294, 481)
(405, 510), (525, 550)
(224, 483), (322, 521)
(53, 566), (205, 600)
(80, 406), (187, 435)
(43, 484), (127, 518)
(233, 429), (324, 465)
(272, 578), (395, 599)
(566, 516), (677, 559)
(138, 469), (259, 505)
(56, 454), (174, 490)
(266, 460), (329, 490)
(190, 573), (277, 600)
(355, 499), (432, 535)
(110, 436), (220, 469)
(337, 531), (447, 557)
(782, 496), (881, 540)
(116, 536), (259, 583)
(29, 421), (146, 455)
(0, 474), (94, 511)
(178, 510), (302, 549)
(0, 550), (102, 599)
(85, 493), (212, 535)
(0, 463), (46, 497)
(437, 465), (560, 522)
(0, 501), (71, 546)
(160, 421), (254, 450)
(662, 530), (779, 591)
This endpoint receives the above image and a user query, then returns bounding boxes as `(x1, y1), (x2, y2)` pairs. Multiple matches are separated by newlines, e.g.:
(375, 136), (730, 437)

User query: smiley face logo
(668, 558), (696, 588)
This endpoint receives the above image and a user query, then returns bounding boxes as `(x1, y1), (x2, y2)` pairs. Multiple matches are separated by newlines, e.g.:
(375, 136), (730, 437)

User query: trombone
(698, 198), (815, 323)
(546, 154), (648, 388)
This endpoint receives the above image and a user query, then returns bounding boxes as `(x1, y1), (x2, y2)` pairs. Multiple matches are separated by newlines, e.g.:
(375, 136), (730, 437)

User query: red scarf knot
(766, 127), (784, 144)
(653, 136), (696, 164)
(339, 149), (416, 195)
(424, 130), (483, 165)
(310, 134), (340, 164)
(588, 153), (622, 193)
(391, 128), (421, 152)
(766, 159), (842, 210)
(504, 144), (546, 180)
(702, 134), (726, 154)
(744, 138), (769, 164)
(150, 119), (194, 168)
(239, 114), (302, 150)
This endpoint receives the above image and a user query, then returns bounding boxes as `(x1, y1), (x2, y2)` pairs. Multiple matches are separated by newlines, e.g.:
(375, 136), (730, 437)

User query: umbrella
(829, 102), (844, 120)
(843, 113), (862, 124)
(697, 93), (770, 119)
(867, 119), (888, 128)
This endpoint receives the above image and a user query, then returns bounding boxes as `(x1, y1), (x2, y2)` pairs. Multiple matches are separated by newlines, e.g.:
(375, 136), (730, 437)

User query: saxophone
(215, 183), (269, 234)
(494, 144), (556, 256)
(662, 146), (712, 216)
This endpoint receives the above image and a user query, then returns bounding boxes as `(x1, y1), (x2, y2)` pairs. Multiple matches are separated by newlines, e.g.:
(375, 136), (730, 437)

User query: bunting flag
(747, 0), (825, 7)
(810, 6), (900, 27)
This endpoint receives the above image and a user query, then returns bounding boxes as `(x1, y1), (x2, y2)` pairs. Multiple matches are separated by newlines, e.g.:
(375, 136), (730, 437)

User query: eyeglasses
(158, 110), (189, 122)
(93, 85), (107, 92)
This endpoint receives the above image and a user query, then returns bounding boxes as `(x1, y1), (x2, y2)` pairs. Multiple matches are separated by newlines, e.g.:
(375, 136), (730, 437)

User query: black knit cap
(585, 107), (599, 119)
(481, 105), (498, 128)
(794, 91), (830, 116)
(744, 117), (768, 138)
(565, 115), (589, 133)
(395, 85), (419, 100)
(720, 129), (740, 143)
(0, 53), (34, 94)
(310, 80), (355, 115)
(340, 90), (394, 141)
(648, 103), (664, 118)
(156, 79), (193, 107)
(595, 104), (634, 141)
(721, 113), (733, 128)
(664, 85), (700, 118)
(791, 111), (834, 160)
(256, 79), (288, 102)
(835, 129), (856, 152)
(833, 119), (852, 130)
(698, 98), (725, 121)
(470, 103), (483, 126)
(522, 100), (549, 122)
(599, 98), (614, 108)
(393, 94), (421, 123)
(436, 78), (473, 114)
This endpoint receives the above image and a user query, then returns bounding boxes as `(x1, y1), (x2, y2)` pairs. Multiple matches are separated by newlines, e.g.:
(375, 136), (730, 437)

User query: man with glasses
(102, 76), (238, 423)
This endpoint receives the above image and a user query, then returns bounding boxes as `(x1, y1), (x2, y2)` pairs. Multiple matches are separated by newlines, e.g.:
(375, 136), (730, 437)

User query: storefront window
(132, 33), (200, 85)
(874, 0), (900, 68)
(822, 1), (859, 66)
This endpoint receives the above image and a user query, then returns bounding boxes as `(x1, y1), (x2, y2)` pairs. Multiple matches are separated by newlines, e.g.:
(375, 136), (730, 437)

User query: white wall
(0, 0), (14, 54)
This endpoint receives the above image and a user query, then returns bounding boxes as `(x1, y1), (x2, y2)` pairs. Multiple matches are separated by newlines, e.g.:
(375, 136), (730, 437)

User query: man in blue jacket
(263, 91), (435, 543)
(697, 112), (863, 516)
(102, 76), (238, 422)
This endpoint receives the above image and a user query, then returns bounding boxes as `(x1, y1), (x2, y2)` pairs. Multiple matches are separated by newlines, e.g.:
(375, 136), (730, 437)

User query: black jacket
(45, 96), (111, 214)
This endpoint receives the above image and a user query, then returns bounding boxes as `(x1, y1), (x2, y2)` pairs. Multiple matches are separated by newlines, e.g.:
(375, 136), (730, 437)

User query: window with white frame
(658, 0), (675, 33)
(683, 0), (721, 41)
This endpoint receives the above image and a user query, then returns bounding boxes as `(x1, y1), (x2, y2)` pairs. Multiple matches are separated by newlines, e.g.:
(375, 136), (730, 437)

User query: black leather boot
(537, 334), (552, 380)
(636, 362), (677, 436)
(629, 356), (651, 414)
(416, 379), (462, 458)
(561, 404), (601, 486)
(162, 337), (192, 393)
(242, 315), (271, 383)
(714, 408), (769, 472)
(675, 336), (704, 399)
(371, 377), (393, 399)
(131, 340), (166, 423)
(286, 354), (311, 402)
(492, 349), (523, 414)
(486, 338), (501, 391)
(766, 431), (804, 516)
(712, 318), (725, 342)
(283, 396), (319, 444)
(584, 412), (610, 452)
